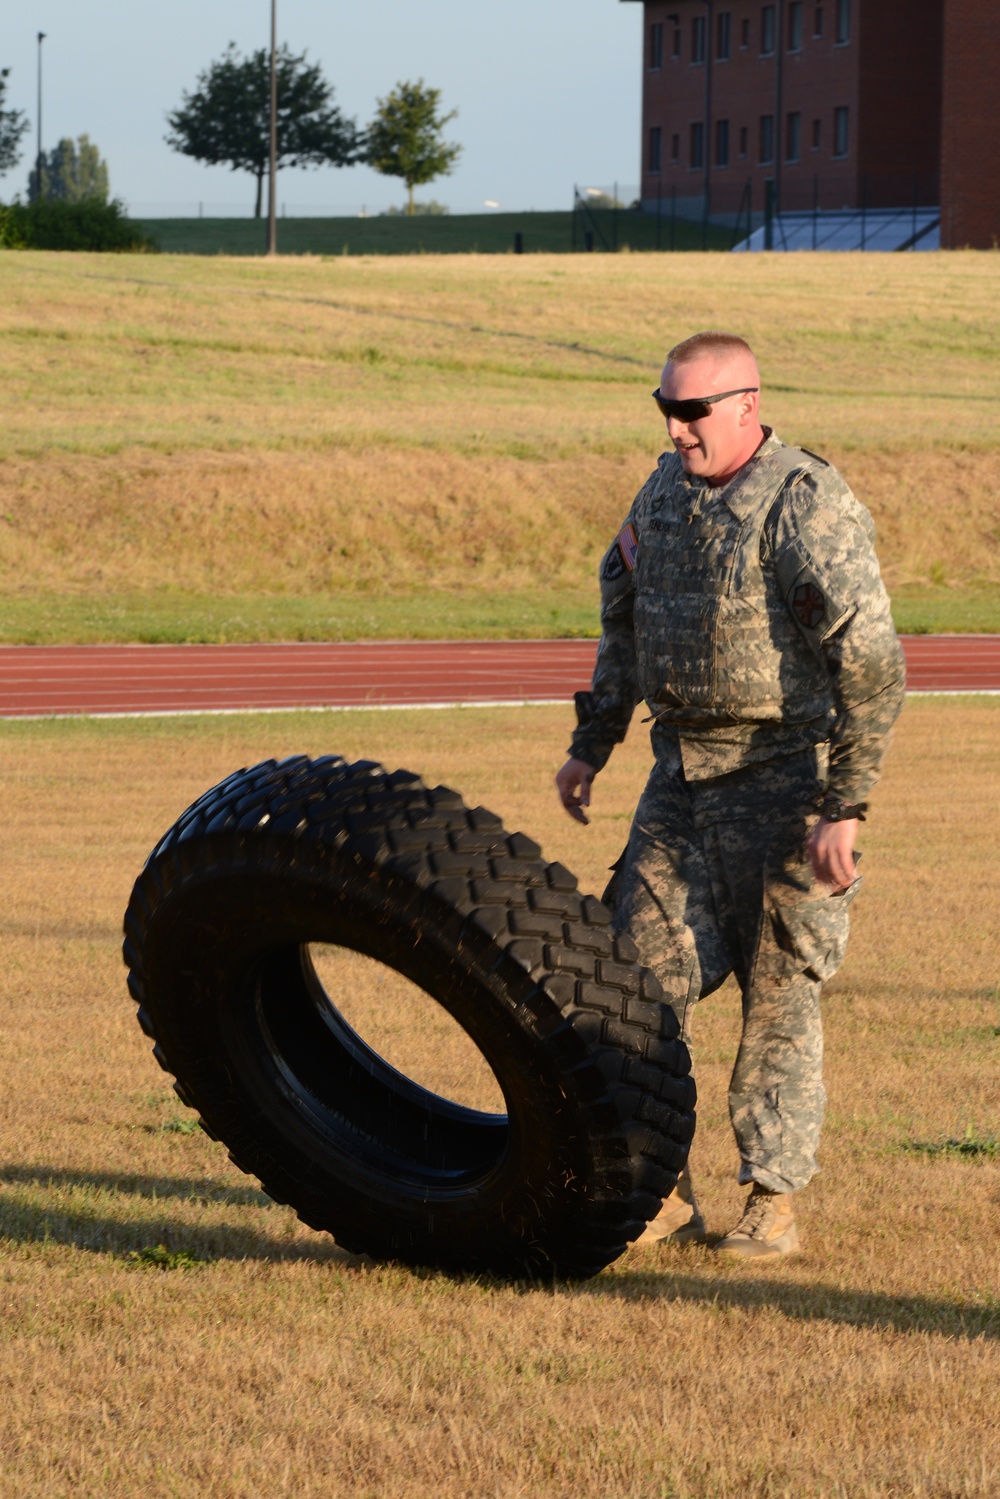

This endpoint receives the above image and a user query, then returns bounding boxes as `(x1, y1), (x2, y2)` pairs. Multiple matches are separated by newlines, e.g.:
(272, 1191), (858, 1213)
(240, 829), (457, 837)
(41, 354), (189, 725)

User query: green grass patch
(137, 210), (732, 258)
(0, 586), (996, 646)
(889, 586), (1000, 635)
(902, 1127), (999, 1159)
(0, 588), (602, 645)
(126, 1244), (205, 1271)
(157, 1118), (201, 1137)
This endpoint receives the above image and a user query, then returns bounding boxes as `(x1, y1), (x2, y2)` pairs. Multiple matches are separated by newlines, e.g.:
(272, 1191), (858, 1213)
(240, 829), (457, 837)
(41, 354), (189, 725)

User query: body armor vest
(633, 446), (836, 728)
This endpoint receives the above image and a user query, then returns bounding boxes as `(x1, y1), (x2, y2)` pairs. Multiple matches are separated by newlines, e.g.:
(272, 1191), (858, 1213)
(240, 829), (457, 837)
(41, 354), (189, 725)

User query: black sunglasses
(651, 387), (759, 423)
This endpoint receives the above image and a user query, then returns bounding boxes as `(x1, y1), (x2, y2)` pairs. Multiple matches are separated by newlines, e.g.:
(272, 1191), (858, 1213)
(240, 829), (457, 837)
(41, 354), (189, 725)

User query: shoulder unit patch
(792, 581), (826, 630)
(601, 522), (638, 583)
(617, 522), (638, 571)
(601, 546), (625, 582)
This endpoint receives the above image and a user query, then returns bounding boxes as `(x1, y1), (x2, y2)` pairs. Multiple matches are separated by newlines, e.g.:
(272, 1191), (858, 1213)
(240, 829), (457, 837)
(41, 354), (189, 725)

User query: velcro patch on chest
(792, 581), (826, 630)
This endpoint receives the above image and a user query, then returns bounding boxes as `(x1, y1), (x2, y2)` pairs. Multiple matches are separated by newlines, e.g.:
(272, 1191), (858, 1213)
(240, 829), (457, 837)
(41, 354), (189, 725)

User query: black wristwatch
(816, 795), (868, 823)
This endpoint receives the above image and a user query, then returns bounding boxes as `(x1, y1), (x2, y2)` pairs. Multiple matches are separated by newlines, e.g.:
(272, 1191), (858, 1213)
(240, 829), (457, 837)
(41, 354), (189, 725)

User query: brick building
(623, 0), (944, 225)
(940, 1), (1000, 248)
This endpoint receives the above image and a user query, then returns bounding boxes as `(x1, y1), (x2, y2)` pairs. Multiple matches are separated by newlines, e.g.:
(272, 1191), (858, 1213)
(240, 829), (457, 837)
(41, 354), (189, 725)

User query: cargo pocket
(758, 837), (859, 986)
(601, 845), (629, 915)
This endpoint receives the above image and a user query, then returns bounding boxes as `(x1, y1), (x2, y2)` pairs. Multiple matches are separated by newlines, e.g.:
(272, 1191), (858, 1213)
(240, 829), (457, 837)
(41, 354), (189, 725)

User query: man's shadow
(567, 1256), (998, 1343)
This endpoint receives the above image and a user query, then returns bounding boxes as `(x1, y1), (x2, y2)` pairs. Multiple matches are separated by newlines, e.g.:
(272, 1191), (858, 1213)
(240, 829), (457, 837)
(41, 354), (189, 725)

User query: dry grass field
(1, 697), (997, 1497)
(1, 249), (999, 641)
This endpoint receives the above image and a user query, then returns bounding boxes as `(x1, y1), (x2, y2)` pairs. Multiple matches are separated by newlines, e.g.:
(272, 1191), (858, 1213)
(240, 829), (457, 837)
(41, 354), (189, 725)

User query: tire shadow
(574, 1262), (999, 1342)
(1, 1164), (270, 1207)
(0, 1164), (355, 1265)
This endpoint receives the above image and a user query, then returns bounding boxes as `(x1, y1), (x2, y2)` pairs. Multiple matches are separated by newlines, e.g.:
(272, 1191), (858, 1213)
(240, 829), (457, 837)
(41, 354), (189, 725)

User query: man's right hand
(555, 758), (596, 824)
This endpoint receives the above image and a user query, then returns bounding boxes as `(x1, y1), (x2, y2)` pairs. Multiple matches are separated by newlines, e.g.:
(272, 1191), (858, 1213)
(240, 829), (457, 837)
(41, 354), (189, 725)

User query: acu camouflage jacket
(570, 429), (906, 803)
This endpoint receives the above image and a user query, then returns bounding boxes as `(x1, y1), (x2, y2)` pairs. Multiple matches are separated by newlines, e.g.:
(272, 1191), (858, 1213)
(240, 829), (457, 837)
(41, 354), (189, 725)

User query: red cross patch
(792, 582), (826, 630)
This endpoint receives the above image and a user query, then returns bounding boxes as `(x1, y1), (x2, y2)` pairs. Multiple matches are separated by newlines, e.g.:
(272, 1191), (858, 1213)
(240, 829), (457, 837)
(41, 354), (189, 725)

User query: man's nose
(667, 416), (689, 442)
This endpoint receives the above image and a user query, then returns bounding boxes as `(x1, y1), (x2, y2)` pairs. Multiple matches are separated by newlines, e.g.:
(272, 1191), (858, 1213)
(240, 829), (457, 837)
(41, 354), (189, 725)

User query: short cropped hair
(666, 331), (755, 365)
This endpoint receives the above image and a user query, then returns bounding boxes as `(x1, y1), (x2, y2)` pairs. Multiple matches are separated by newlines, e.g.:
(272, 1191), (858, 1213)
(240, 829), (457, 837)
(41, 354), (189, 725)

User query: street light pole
(703, 0), (714, 249)
(267, 0), (278, 255)
(36, 31), (46, 201)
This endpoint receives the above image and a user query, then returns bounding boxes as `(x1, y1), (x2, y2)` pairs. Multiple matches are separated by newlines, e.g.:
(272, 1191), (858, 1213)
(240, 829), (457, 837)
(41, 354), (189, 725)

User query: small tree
(167, 43), (361, 217)
(366, 81), (461, 216)
(0, 68), (29, 178)
(28, 134), (109, 203)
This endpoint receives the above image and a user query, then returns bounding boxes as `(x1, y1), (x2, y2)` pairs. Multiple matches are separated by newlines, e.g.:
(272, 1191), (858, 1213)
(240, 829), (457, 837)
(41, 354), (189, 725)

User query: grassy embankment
(1, 697), (997, 1496)
(137, 209), (731, 258)
(1, 250), (998, 643)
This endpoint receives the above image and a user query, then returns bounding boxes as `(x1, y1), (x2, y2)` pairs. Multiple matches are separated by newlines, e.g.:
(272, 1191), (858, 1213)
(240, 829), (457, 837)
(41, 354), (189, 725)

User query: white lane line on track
(3, 690), (997, 723)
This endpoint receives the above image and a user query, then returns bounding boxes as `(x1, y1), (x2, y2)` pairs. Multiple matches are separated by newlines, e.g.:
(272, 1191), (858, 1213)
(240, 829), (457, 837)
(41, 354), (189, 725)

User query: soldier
(555, 331), (905, 1258)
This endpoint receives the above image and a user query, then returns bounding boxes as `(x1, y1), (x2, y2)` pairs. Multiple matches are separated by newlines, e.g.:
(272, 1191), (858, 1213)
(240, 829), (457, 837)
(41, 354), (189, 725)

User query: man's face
(658, 356), (760, 479)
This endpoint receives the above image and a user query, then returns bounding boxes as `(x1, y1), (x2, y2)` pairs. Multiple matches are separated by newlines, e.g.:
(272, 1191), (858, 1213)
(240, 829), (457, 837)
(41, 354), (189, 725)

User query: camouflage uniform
(570, 430), (905, 1193)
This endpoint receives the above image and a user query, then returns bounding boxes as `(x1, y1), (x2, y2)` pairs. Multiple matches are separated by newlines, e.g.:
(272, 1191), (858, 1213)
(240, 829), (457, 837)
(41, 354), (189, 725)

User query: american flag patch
(617, 523), (638, 571)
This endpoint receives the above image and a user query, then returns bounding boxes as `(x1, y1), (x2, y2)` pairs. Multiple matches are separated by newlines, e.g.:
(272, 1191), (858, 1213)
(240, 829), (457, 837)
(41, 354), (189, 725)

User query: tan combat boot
(634, 1168), (707, 1246)
(714, 1184), (800, 1258)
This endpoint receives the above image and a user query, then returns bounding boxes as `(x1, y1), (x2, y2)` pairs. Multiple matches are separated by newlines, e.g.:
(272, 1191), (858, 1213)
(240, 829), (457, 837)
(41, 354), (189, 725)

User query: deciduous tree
(366, 81), (461, 216)
(167, 43), (361, 217)
(0, 68), (29, 178)
(28, 134), (109, 204)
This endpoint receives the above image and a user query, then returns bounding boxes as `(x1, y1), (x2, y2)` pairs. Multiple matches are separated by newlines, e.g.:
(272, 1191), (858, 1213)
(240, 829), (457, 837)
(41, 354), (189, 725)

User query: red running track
(0, 636), (997, 719)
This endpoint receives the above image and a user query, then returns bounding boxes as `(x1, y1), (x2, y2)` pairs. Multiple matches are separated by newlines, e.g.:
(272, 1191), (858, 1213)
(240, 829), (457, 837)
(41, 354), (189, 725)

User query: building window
(739, 125), (749, 157)
(833, 105), (849, 156)
(812, 117), (822, 150)
(761, 5), (776, 54)
(814, 4), (824, 37)
(715, 119), (730, 168)
(649, 22), (664, 69)
(672, 22), (682, 58)
(759, 113), (775, 164)
(788, 1), (803, 50)
(671, 132), (680, 162)
(690, 121), (705, 170)
(649, 126), (662, 173)
(692, 15), (707, 63)
(717, 12), (731, 60)
(835, 0), (850, 43)
(785, 111), (801, 162)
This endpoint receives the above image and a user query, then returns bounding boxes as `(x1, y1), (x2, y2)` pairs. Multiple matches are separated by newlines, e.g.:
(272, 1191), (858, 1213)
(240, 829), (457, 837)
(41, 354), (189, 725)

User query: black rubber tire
(123, 754), (695, 1280)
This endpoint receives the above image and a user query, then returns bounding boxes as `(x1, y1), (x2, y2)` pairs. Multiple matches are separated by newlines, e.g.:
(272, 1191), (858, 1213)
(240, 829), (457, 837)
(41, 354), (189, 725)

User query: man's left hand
(806, 816), (858, 890)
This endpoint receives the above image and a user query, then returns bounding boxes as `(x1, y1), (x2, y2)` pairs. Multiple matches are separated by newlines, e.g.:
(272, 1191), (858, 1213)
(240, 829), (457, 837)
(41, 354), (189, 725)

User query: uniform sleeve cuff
(567, 737), (608, 773)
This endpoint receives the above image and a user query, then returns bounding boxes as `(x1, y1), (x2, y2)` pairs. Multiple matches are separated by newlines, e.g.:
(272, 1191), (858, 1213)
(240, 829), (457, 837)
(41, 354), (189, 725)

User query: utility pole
(703, 0), (714, 249)
(36, 31), (46, 201)
(267, 0), (278, 255)
(774, 0), (785, 215)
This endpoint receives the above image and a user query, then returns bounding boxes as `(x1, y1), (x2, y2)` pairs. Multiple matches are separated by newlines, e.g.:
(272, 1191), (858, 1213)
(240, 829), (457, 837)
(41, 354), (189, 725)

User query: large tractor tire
(122, 755), (695, 1280)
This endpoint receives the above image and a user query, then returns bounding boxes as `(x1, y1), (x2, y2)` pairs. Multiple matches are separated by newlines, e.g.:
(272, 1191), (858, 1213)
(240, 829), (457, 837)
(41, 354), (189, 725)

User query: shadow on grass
(2, 1165), (995, 1338)
(0, 1164), (352, 1265)
(0, 1164), (271, 1208)
(575, 1263), (998, 1342)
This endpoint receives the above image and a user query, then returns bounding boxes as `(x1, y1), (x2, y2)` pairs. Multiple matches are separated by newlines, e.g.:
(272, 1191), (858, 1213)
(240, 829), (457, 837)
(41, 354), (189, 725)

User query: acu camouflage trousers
(610, 743), (858, 1193)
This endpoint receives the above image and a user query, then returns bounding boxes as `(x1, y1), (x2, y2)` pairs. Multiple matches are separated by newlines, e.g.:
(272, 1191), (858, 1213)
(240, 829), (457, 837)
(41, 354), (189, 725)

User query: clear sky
(1, 2), (644, 216)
